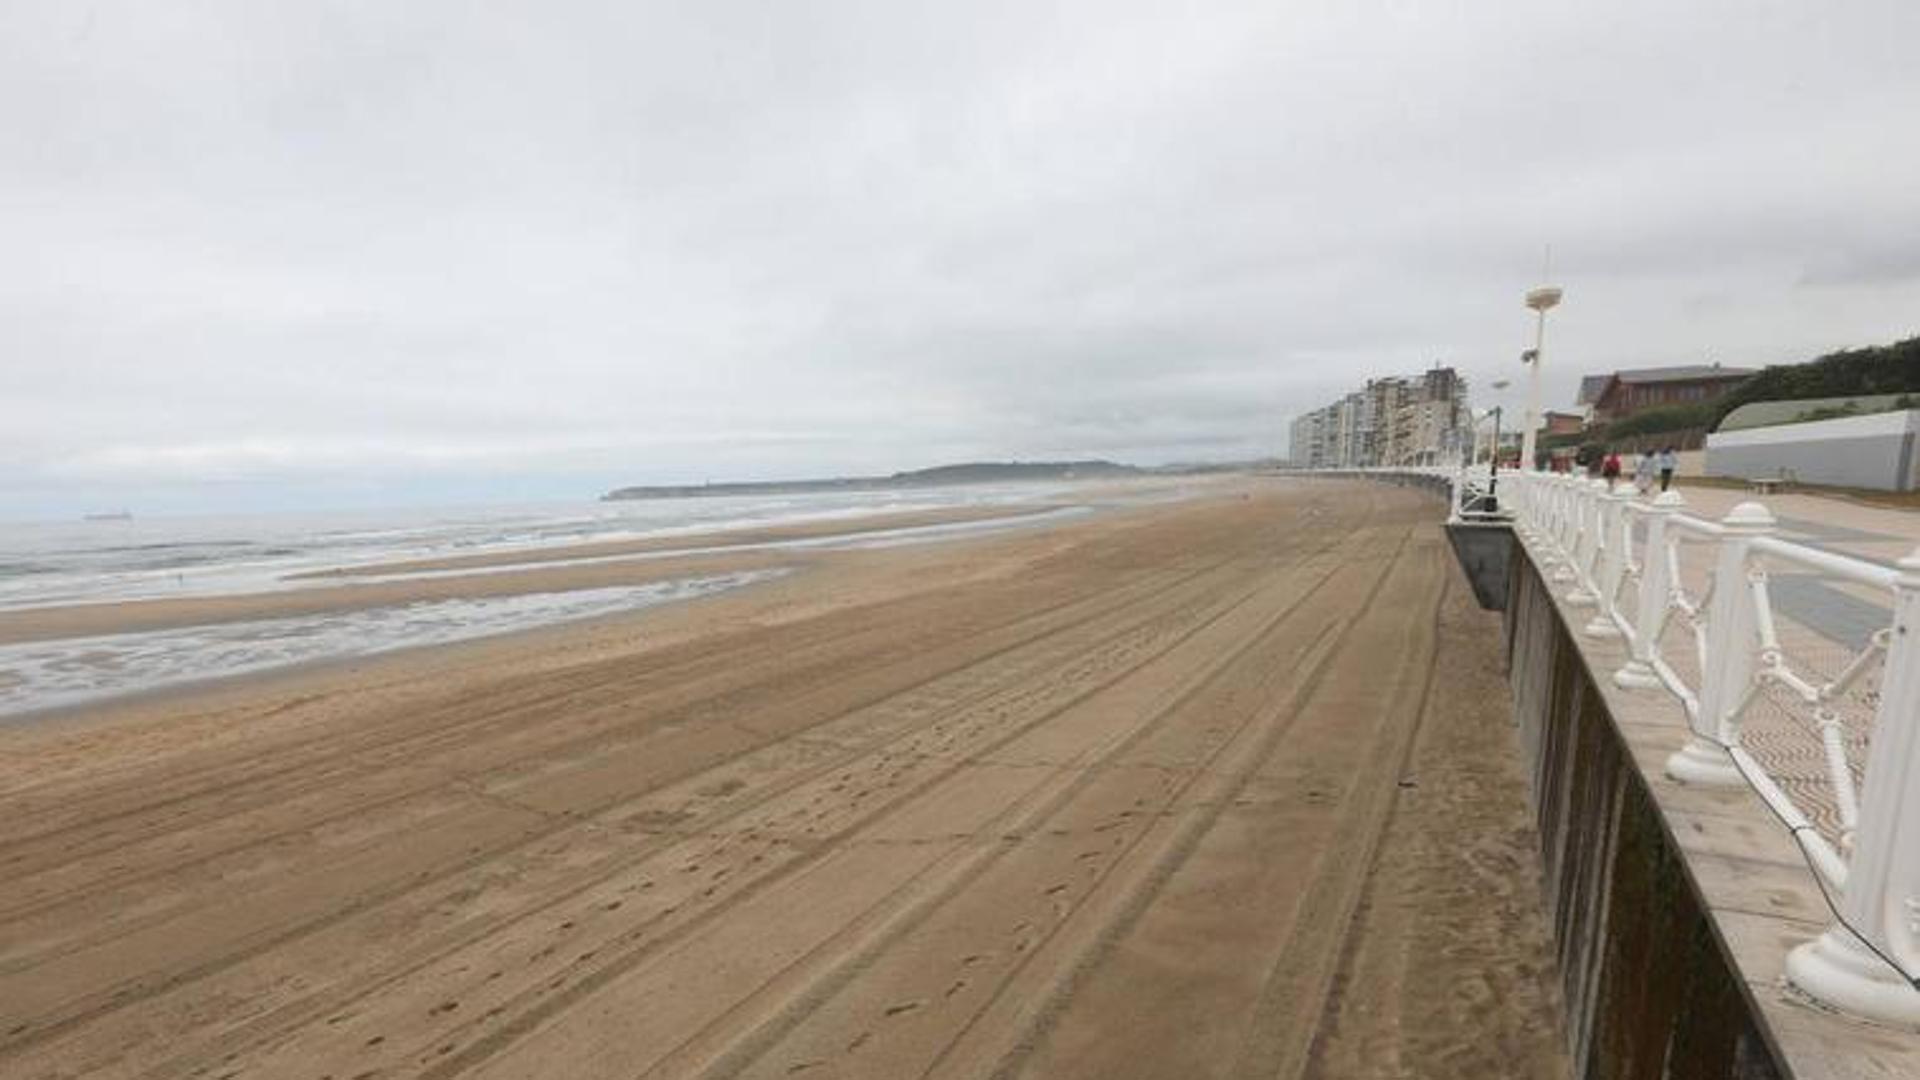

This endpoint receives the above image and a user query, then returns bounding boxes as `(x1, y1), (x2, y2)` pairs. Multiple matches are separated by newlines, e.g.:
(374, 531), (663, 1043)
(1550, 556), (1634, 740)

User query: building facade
(1586, 364), (1755, 424)
(1289, 365), (1471, 468)
(1542, 410), (1586, 437)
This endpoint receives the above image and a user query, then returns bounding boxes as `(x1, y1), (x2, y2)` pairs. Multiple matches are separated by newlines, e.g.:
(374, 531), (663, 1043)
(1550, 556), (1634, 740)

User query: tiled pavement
(1608, 482), (1920, 851)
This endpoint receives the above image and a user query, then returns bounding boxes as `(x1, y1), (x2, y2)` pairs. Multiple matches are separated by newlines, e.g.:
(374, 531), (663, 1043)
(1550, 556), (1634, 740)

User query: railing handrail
(1750, 534), (1901, 590)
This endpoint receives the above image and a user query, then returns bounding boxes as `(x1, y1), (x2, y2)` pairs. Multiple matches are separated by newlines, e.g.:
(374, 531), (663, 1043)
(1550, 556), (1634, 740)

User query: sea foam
(0, 570), (786, 720)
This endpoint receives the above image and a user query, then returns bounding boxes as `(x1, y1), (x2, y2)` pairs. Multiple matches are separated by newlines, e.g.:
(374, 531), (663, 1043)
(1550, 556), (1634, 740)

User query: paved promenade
(1667, 482), (1918, 583)
(1633, 483), (1910, 849)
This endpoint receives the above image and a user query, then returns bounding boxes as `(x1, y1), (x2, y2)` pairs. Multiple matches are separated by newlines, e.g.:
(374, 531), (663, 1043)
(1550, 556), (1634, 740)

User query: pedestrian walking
(1634, 450), (1656, 495)
(1601, 450), (1622, 483)
(1657, 446), (1678, 492)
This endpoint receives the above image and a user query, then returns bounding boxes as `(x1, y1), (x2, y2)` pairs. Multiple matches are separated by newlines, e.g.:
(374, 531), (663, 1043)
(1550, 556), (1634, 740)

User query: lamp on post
(1484, 377), (1511, 509)
(1520, 284), (1563, 473)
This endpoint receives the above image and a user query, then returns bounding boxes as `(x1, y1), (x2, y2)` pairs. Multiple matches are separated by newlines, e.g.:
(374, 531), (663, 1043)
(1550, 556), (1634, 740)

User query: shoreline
(0, 482), (1220, 721)
(0, 569), (796, 728)
(0, 490), (1148, 748)
(0, 503), (1075, 647)
(288, 502), (1064, 579)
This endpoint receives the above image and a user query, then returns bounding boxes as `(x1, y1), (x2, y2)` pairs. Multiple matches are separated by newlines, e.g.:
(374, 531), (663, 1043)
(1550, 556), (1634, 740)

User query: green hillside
(1709, 336), (1920, 428)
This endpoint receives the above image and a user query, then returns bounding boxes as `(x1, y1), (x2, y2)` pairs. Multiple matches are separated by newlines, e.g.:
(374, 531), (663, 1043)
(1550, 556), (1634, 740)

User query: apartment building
(1289, 365), (1470, 468)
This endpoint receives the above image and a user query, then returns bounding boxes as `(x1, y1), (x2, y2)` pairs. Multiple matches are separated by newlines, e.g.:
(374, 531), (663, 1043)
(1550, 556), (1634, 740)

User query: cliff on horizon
(600, 460), (1138, 501)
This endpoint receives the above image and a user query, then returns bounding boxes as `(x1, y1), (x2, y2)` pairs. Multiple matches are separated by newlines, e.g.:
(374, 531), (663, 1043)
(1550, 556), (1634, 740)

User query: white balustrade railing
(1313, 464), (1920, 1025)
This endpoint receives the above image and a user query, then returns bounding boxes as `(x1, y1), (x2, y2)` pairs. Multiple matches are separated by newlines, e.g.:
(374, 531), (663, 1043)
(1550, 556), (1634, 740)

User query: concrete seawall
(1506, 544), (1786, 1078)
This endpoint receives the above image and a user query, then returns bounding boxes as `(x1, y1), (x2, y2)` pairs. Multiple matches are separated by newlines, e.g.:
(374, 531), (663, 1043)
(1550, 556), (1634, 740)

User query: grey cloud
(5, 1), (1920, 515)
(1800, 242), (1920, 288)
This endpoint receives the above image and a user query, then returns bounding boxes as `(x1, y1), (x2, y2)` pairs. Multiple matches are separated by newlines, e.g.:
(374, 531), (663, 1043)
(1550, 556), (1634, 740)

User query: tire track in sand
(0, 490), (1382, 1076)
(0, 553), (1260, 1057)
(700, 524), (1422, 1080)
(450, 523), (1404, 1080)
(211, 529), (1359, 1080)
(976, 534), (1448, 1080)
(0, 552), (1196, 875)
(0, 547), (1230, 927)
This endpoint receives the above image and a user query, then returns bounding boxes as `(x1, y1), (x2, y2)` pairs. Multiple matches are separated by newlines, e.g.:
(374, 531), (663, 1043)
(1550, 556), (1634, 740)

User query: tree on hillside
(1709, 336), (1920, 428)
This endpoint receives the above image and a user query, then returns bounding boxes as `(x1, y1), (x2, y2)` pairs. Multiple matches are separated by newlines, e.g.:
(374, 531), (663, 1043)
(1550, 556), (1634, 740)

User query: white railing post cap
(1721, 501), (1776, 531)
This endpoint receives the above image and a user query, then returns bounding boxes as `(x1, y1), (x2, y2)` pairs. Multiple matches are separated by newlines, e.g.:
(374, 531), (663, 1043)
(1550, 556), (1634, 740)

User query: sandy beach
(0, 478), (1567, 1079)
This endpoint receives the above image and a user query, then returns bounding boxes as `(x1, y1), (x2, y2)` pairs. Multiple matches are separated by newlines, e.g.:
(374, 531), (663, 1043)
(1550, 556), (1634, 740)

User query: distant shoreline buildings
(1288, 365), (1471, 468)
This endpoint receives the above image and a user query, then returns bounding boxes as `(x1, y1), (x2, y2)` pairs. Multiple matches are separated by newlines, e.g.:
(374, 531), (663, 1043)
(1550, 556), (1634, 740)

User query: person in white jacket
(1634, 450), (1657, 494)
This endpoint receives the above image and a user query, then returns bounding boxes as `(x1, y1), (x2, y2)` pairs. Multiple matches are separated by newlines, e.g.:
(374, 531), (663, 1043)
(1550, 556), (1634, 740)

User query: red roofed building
(1542, 410), (1586, 436)
(1585, 364), (1755, 424)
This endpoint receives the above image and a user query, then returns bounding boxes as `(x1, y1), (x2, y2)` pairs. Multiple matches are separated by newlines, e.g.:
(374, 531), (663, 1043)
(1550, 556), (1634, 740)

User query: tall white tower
(1520, 284), (1563, 470)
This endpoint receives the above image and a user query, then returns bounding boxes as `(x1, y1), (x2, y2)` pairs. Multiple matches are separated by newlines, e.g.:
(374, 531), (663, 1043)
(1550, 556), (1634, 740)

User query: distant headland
(600, 460), (1140, 501)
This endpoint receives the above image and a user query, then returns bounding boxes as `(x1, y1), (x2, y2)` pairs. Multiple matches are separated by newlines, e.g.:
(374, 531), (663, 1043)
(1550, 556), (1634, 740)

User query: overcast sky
(5, 1), (1918, 516)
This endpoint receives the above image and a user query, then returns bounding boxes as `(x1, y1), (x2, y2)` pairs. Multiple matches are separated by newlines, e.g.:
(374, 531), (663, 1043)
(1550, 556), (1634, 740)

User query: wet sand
(0, 479), (1567, 1079)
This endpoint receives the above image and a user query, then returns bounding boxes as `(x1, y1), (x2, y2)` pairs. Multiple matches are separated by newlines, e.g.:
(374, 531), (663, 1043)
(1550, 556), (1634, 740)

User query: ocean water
(0, 485), (1069, 611)
(0, 484), (1076, 719)
(0, 571), (788, 718)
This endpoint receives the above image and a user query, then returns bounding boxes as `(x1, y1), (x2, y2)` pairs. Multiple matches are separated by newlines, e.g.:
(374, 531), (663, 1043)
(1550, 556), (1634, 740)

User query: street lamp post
(1520, 285), (1563, 472)
(1480, 406), (1504, 511)
(1486, 377), (1511, 504)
